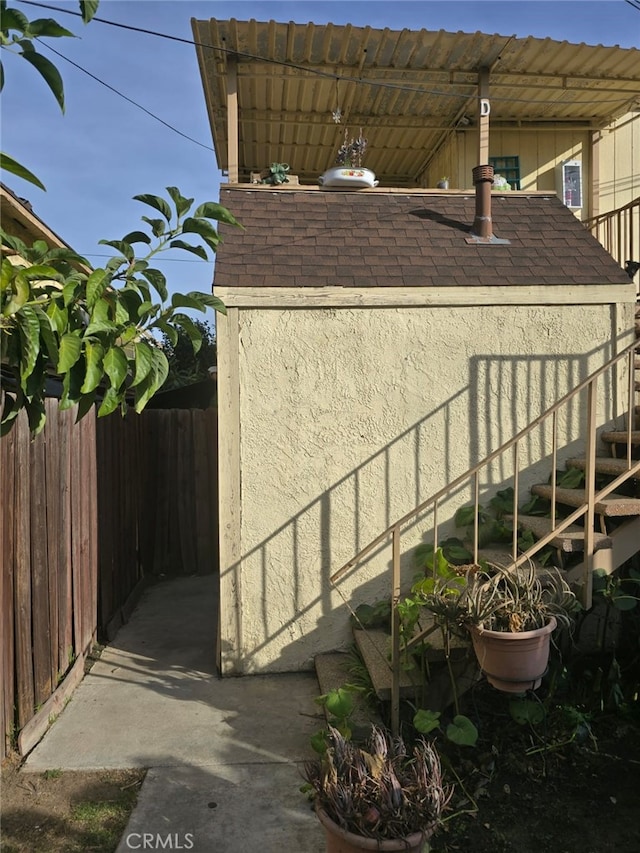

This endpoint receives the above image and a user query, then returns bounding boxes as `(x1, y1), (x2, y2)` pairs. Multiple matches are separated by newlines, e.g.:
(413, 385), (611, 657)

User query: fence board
(44, 400), (60, 689)
(56, 405), (73, 670)
(1, 423), (16, 756)
(14, 411), (34, 730)
(30, 429), (52, 706)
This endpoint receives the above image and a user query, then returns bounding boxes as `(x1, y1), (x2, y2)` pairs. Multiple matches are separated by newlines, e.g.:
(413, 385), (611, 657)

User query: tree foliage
(0, 0), (240, 435)
(162, 318), (216, 391)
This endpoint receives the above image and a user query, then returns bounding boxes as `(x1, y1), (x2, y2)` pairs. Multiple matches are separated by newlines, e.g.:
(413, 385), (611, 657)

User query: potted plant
(436, 177), (450, 189)
(319, 128), (379, 190)
(415, 559), (579, 693)
(303, 725), (453, 852)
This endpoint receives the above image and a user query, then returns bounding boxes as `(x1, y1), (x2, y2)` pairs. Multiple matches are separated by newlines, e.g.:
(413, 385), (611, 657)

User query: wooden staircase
(318, 336), (640, 733)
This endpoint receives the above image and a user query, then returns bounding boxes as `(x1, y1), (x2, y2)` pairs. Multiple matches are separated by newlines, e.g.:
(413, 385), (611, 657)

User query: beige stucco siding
(219, 297), (635, 674)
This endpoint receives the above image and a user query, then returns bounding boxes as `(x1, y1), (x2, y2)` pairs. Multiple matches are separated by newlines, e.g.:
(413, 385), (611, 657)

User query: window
(489, 156), (521, 190)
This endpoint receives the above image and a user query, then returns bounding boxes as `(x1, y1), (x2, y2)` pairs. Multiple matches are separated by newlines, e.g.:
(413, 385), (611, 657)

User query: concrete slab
(23, 575), (328, 852)
(115, 764), (325, 853)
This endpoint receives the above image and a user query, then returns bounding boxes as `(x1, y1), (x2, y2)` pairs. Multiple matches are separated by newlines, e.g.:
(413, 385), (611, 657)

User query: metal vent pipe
(471, 164), (494, 239)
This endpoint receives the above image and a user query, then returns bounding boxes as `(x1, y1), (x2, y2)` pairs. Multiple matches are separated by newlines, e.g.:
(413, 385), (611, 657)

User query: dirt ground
(0, 758), (145, 853)
(429, 685), (640, 853)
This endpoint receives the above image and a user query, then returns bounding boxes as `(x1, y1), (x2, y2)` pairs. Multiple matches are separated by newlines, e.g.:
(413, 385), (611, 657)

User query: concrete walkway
(24, 575), (326, 853)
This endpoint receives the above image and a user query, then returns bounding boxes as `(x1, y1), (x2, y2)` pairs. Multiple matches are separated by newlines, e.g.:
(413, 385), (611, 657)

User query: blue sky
(2, 0), (639, 299)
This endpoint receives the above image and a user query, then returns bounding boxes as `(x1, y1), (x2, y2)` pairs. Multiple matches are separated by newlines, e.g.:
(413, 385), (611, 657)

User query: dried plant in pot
(303, 725), (453, 852)
(318, 128), (379, 190)
(418, 560), (580, 693)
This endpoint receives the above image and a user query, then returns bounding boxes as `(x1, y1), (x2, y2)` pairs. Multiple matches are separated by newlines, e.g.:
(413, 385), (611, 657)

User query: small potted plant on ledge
(436, 176), (450, 189)
(318, 128), (379, 190)
(303, 725), (453, 852)
(415, 560), (579, 693)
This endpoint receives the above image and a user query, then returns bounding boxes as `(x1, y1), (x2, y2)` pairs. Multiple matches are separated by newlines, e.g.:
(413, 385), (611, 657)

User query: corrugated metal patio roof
(191, 19), (640, 186)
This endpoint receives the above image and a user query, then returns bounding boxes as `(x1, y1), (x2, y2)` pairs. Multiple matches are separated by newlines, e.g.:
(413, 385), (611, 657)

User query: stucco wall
(220, 299), (634, 674)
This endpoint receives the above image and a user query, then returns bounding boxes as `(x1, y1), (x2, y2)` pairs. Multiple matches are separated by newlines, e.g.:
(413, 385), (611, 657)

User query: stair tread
(515, 514), (612, 552)
(352, 629), (420, 700)
(567, 457), (640, 477)
(530, 484), (640, 516)
(601, 430), (640, 445)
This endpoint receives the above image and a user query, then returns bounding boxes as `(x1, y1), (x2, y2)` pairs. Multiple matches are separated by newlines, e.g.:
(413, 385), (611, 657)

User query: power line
(82, 252), (211, 264)
(17, 0), (636, 108)
(624, 0), (640, 11)
(38, 41), (215, 152)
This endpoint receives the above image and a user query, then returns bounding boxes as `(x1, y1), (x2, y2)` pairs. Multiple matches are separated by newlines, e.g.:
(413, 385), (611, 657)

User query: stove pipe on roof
(471, 164), (494, 239)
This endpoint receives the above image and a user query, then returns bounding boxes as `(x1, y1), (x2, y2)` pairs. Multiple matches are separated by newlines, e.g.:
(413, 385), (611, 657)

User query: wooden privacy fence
(1, 399), (98, 760)
(1, 400), (218, 759)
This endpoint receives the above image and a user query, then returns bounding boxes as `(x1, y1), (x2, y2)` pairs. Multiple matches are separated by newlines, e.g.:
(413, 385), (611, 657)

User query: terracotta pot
(469, 616), (557, 693)
(317, 808), (430, 853)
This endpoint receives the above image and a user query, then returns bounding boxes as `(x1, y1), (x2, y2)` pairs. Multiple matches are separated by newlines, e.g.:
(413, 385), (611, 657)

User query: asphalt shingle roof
(214, 189), (628, 289)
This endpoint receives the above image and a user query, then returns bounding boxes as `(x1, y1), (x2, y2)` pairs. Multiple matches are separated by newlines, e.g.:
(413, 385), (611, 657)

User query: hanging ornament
(331, 77), (342, 123)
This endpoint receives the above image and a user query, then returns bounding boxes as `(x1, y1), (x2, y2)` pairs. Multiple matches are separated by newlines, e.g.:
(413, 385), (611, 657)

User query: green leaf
(132, 348), (168, 413)
(130, 340), (154, 387)
(141, 216), (165, 238)
(47, 301), (68, 335)
(97, 385), (121, 417)
(141, 268), (167, 301)
(121, 230), (151, 246)
(36, 305), (59, 365)
(181, 216), (221, 248)
(17, 305), (41, 388)
(156, 320), (178, 347)
(193, 201), (243, 228)
(79, 1), (99, 24)
(166, 186), (194, 218)
(85, 318), (118, 336)
(172, 313), (203, 354)
(25, 395), (46, 435)
(309, 730), (328, 755)
(59, 362), (82, 410)
(103, 346), (128, 391)
(132, 193), (172, 223)
(455, 505), (482, 528)
(509, 698), (545, 726)
(171, 293), (207, 313)
(1, 7), (29, 33)
(80, 340), (104, 393)
(446, 715), (478, 747)
(2, 270), (30, 315)
(85, 268), (109, 310)
(413, 709), (441, 734)
(0, 152), (46, 190)
(169, 239), (208, 261)
(20, 48), (65, 112)
(57, 332), (82, 373)
(26, 18), (75, 38)
(184, 290), (227, 315)
(1, 390), (24, 437)
(98, 239), (134, 262)
(316, 688), (354, 722)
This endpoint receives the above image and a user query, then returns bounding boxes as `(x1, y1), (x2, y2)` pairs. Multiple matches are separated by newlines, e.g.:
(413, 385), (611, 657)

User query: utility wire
(623, 0), (640, 11)
(17, 0), (635, 108)
(38, 41), (215, 152)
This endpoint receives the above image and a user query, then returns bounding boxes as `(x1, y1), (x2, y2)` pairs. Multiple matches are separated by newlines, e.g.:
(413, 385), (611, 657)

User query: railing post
(391, 526), (401, 736)
(583, 380), (597, 609)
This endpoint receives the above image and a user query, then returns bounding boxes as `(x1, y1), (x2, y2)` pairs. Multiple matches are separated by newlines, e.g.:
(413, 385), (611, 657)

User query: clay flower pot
(317, 808), (430, 853)
(469, 616), (557, 693)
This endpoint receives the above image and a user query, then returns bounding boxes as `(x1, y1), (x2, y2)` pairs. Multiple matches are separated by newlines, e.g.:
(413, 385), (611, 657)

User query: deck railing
(330, 337), (640, 733)
(583, 196), (640, 281)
